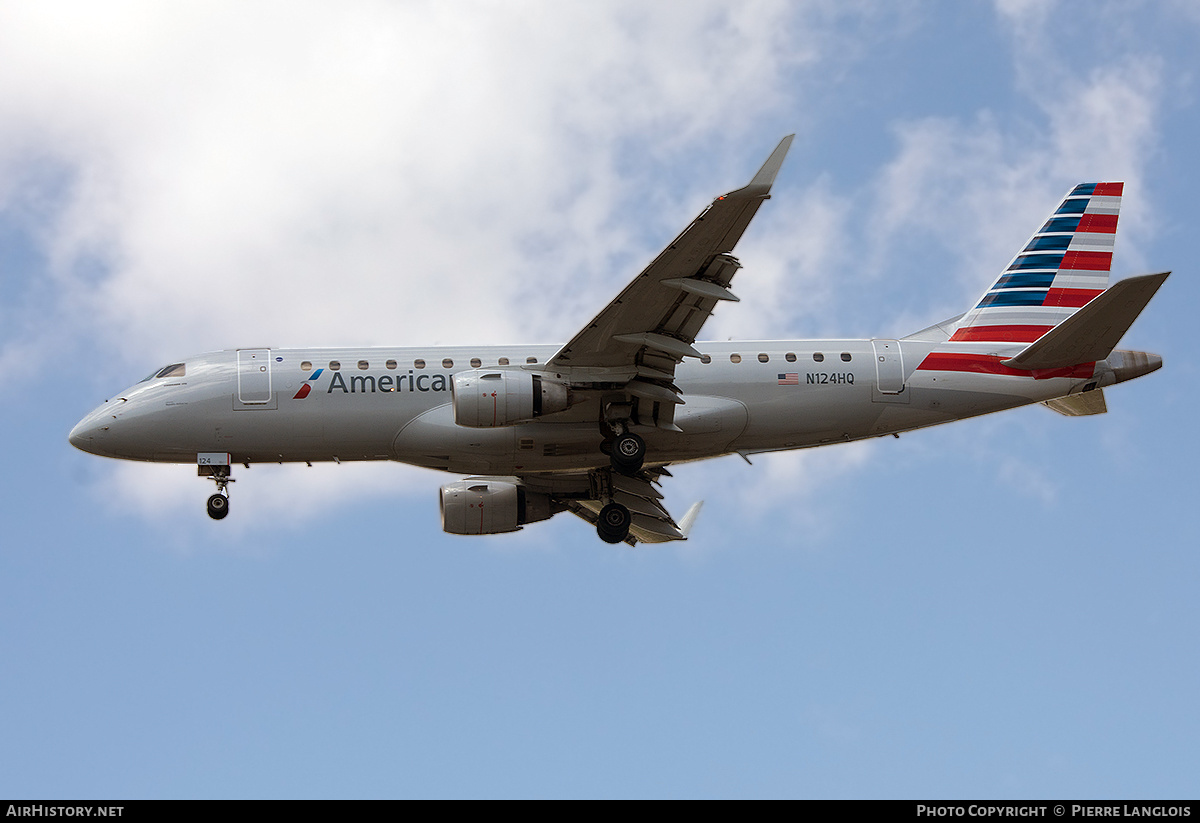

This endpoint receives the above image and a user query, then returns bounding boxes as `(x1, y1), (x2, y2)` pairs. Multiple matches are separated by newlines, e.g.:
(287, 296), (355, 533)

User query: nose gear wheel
(206, 493), (229, 520)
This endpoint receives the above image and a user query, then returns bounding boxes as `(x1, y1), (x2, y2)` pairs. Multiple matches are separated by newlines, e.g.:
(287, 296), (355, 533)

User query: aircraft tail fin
(951, 182), (1124, 345)
(1002, 271), (1169, 370)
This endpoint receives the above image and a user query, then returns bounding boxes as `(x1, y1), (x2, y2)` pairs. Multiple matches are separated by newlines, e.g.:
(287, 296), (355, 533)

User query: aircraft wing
(547, 136), (794, 386)
(528, 138), (788, 542)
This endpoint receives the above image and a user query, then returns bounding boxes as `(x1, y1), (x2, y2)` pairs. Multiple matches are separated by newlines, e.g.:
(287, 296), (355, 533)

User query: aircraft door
(237, 349), (273, 404)
(872, 339), (905, 395)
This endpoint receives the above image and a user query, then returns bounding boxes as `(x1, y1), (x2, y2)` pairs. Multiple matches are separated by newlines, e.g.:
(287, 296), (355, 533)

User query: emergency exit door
(871, 339), (905, 395)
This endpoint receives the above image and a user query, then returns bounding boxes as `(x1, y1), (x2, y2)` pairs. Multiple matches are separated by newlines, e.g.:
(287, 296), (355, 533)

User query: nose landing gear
(198, 457), (235, 521)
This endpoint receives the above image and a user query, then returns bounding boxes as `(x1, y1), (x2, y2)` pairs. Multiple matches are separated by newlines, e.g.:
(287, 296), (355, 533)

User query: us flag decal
(777, 373), (799, 385)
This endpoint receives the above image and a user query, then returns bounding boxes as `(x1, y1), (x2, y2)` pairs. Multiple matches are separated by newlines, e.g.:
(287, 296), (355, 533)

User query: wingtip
(679, 501), (704, 539)
(744, 134), (794, 195)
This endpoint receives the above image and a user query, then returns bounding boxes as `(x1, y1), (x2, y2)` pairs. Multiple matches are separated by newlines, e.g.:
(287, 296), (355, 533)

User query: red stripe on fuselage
(949, 325), (1053, 343)
(293, 383), (312, 400)
(916, 352), (1095, 380)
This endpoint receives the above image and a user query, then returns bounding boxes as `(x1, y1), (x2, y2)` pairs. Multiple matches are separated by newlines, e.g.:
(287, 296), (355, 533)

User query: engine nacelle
(451, 369), (572, 428)
(439, 479), (554, 535)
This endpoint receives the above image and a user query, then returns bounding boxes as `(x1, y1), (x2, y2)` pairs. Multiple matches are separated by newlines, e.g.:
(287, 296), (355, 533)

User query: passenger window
(700, 355), (711, 364)
(414, 359), (425, 369)
(301, 361), (313, 371)
(841, 352), (852, 362)
(358, 360), (369, 370)
(785, 353), (796, 363)
(329, 361), (341, 371)
(498, 357), (510, 366)
(526, 357), (538, 364)
(385, 360), (397, 370)
(813, 353), (824, 363)
(758, 353), (769, 363)
(730, 354), (742, 364)
(442, 358), (454, 369)
(471, 358), (481, 368)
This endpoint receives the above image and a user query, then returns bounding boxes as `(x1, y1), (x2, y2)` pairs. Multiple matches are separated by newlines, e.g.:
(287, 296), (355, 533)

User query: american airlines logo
(293, 368), (451, 398)
(292, 368), (324, 399)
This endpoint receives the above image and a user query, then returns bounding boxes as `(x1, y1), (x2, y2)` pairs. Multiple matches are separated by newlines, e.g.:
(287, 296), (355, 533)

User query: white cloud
(98, 458), (439, 549)
(860, 57), (1162, 328)
(707, 175), (853, 342)
(662, 439), (877, 556)
(0, 1), (837, 366)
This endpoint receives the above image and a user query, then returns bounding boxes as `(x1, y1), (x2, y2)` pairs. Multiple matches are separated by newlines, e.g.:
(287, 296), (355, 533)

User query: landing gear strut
(597, 502), (632, 544)
(603, 403), (646, 477)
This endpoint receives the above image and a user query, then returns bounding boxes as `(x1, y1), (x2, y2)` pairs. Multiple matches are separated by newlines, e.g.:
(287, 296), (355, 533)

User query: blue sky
(1, 0), (1196, 798)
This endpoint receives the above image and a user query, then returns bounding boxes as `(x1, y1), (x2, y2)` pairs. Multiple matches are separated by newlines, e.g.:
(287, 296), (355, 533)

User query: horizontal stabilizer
(1043, 390), (1107, 416)
(1002, 272), (1169, 370)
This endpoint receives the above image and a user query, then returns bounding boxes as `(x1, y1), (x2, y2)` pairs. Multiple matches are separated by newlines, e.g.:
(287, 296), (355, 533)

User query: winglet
(737, 135), (794, 197)
(678, 501), (704, 539)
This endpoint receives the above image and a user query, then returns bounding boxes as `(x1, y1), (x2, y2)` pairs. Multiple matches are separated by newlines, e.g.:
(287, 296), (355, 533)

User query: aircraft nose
(69, 416), (97, 453)
(69, 405), (115, 455)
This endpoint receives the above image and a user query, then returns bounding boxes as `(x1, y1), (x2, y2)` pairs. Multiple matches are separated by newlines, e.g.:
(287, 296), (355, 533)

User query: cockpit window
(155, 363), (186, 379)
(141, 363), (186, 382)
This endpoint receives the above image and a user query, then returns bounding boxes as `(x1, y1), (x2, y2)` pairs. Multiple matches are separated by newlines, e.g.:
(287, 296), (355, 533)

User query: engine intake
(452, 369), (572, 427)
(439, 479), (554, 535)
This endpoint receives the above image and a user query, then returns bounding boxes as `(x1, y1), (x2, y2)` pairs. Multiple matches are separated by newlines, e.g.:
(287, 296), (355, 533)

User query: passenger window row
(299, 351), (853, 371)
(698, 352), (852, 364)
(300, 357), (540, 371)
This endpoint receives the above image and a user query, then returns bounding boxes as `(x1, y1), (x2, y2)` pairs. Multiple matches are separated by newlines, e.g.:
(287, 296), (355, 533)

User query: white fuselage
(68, 337), (1115, 474)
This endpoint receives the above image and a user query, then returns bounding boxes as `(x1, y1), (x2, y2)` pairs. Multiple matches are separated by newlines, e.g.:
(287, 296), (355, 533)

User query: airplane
(68, 135), (1168, 545)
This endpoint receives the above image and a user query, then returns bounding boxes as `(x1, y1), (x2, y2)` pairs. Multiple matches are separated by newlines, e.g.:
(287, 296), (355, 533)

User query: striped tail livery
(917, 182), (1167, 394)
(956, 182), (1124, 344)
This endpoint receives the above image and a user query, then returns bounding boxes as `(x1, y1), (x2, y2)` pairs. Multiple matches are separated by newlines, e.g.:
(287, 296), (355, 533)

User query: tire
(610, 432), (645, 475)
(207, 493), (229, 520)
(596, 502), (631, 543)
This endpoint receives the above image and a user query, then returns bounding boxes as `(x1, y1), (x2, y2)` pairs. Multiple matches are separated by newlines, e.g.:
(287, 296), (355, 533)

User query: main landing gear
(610, 432), (646, 476)
(201, 464), (234, 521)
(596, 417), (644, 543)
(603, 399), (647, 477)
(597, 501), (632, 544)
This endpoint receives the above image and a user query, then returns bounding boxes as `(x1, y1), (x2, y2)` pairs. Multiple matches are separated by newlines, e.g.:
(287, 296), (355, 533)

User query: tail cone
(1108, 349), (1163, 383)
